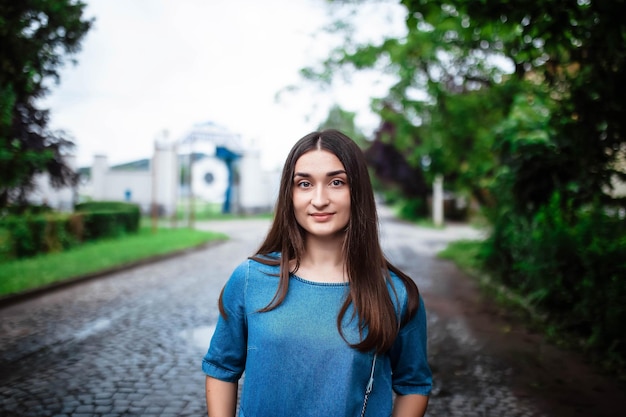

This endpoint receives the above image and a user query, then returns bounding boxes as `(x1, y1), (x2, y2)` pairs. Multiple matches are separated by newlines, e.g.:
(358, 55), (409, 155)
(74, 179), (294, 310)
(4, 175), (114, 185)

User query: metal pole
(171, 142), (178, 228)
(188, 136), (195, 229)
(151, 140), (158, 233)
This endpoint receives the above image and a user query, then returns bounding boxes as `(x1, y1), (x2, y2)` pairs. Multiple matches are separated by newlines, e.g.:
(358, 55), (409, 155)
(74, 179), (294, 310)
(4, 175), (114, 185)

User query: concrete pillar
(433, 174), (444, 227)
(92, 155), (108, 201)
(152, 142), (179, 217)
(238, 149), (266, 213)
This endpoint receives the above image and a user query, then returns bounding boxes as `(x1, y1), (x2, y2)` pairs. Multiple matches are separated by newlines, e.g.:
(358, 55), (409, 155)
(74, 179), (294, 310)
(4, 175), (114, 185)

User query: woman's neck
(293, 235), (347, 283)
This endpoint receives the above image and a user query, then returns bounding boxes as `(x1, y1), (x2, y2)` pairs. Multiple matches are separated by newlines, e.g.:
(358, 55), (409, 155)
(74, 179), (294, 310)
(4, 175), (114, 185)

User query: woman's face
(292, 149), (351, 240)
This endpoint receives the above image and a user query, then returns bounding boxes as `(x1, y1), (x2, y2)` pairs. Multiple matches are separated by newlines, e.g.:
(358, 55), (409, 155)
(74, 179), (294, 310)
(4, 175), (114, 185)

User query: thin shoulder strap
(359, 353), (377, 417)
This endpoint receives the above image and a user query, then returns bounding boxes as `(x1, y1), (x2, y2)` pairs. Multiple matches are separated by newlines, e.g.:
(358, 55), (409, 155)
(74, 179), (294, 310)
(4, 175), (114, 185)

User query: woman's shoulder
(386, 268), (421, 315)
(224, 255), (280, 291)
(237, 252), (281, 276)
(387, 269), (409, 296)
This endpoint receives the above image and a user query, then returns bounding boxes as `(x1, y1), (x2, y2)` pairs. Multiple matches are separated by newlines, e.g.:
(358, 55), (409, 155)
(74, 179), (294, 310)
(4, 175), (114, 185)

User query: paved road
(378, 212), (541, 417)
(0, 210), (623, 416)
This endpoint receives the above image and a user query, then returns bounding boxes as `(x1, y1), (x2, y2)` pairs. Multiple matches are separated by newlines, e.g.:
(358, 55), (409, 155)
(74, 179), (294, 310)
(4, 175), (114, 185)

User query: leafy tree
(310, 0), (626, 212)
(0, 0), (92, 210)
(304, 0), (515, 209)
(307, 0), (626, 364)
(406, 0), (626, 362)
(404, 0), (626, 211)
(364, 108), (429, 211)
(317, 104), (367, 147)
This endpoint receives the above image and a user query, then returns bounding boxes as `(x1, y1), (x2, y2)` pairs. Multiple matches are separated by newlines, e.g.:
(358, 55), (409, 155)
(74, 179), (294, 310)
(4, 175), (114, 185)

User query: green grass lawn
(437, 239), (485, 272)
(0, 226), (227, 298)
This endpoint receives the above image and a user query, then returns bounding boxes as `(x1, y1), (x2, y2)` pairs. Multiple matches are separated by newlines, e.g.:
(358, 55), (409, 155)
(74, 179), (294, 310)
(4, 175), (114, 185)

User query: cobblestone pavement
(0, 210), (624, 416)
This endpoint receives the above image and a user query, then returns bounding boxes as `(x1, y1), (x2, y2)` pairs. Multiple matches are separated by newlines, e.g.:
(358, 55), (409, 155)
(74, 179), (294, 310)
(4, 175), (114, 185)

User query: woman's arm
(389, 294), (432, 416)
(205, 376), (238, 417)
(392, 394), (429, 417)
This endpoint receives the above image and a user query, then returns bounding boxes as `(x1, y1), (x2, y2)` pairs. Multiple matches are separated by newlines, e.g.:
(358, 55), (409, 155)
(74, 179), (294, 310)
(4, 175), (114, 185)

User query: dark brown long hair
(221, 129), (420, 353)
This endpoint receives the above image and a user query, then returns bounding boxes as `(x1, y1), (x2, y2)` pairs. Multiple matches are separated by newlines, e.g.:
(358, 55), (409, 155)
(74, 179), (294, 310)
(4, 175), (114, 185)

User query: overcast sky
(42, 0), (406, 169)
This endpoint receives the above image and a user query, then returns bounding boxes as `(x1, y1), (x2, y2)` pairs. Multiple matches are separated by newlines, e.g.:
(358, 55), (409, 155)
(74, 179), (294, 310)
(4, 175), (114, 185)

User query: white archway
(177, 121), (243, 225)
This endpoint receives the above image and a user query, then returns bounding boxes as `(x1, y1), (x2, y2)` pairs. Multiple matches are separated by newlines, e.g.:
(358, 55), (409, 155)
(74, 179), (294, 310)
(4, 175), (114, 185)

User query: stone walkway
(0, 211), (623, 416)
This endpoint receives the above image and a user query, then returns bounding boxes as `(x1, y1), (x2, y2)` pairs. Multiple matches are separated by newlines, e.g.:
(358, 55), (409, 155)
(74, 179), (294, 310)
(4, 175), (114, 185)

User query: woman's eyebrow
(294, 170), (347, 178)
(327, 170), (347, 177)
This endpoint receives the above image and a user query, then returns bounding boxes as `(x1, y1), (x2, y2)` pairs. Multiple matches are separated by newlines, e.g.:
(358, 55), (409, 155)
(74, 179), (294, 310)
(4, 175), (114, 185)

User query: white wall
(32, 142), (280, 215)
(153, 144), (179, 216)
(237, 149), (280, 213)
(87, 145), (181, 215)
(28, 155), (77, 211)
(30, 173), (75, 211)
(102, 170), (152, 212)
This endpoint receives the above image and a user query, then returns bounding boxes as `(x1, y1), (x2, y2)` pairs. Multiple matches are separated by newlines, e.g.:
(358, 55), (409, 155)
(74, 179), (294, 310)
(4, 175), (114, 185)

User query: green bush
(75, 201), (140, 239)
(0, 227), (12, 262)
(75, 201), (139, 212)
(1, 215), (44, 258)
(483, 193), (626, 357)
(2, 203), (54, 216)
(381, 188), (428, 222)
(396, 197), (427, 221)
(0, 213), (80, 259)
(0, 201), (141, 261)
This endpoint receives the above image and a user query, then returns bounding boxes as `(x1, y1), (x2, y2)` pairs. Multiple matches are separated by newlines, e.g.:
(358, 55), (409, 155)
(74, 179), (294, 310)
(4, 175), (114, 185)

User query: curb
(0, 240), (225, 310)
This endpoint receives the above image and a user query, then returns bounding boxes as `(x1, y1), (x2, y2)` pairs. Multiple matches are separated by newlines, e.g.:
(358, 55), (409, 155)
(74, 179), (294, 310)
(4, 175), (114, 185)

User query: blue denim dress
(202, 257), (432, 417)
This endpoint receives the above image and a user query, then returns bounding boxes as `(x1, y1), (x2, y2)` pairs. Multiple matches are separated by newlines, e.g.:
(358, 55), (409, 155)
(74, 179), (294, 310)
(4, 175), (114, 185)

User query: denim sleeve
(389, 295), (433, 396)
(201, 261), (248, 383)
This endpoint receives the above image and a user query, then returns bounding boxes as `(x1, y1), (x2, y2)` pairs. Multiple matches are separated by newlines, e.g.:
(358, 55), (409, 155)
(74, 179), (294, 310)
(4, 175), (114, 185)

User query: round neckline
(290, 274), (349, 287)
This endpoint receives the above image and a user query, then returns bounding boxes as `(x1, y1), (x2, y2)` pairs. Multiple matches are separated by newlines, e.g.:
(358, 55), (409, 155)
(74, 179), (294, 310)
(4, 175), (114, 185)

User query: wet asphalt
(0, 208), (620, 416)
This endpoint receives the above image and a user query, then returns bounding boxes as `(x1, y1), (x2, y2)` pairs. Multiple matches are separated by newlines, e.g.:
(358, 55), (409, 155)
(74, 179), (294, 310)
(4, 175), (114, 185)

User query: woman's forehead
(294, 149), (345, 173)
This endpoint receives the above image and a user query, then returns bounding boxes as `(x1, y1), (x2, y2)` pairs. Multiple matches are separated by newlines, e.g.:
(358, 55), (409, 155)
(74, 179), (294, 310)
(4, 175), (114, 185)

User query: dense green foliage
(312, 0), (626, 369)
(0, 201), (141, 260)
(317, 104), (368, 147)
(0, 0), (92, 209)
(75, 201), (141, 240)
(485, 194), (626, 351)
(0, 212), (79, 259)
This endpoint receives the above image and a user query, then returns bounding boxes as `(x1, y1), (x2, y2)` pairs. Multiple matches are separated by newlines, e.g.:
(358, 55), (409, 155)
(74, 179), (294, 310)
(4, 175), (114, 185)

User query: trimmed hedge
(0, 213), (80, 259)
(75, 201), (141, 239)
(0, 201), (141, 261)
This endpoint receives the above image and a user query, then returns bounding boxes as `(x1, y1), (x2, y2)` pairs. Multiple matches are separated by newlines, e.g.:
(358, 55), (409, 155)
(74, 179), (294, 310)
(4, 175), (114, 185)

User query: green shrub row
(76, 201), (141, 238)
(483, 193), (626, 360)
(0, 213), (80, 260)
(0, 201), (141, 261)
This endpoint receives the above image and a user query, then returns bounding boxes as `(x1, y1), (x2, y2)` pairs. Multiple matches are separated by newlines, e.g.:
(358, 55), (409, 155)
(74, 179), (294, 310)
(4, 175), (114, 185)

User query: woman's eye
(331, 179), (345, 186)
(298, 181), (311, 188)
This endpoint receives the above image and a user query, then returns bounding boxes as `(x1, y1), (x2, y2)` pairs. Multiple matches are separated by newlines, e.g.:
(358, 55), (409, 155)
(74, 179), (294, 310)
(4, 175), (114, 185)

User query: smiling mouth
(310, 213), (334, 220)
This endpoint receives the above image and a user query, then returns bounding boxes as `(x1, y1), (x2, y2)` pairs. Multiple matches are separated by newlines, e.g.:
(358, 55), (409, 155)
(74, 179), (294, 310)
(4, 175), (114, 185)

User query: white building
(89, 142), (179, 216)
(29, 122), (280, 216)
(28, 155), (78, 211)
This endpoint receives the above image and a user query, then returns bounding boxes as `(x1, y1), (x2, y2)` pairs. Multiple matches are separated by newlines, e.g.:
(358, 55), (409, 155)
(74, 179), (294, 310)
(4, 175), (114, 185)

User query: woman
(202, 129), (432, 417)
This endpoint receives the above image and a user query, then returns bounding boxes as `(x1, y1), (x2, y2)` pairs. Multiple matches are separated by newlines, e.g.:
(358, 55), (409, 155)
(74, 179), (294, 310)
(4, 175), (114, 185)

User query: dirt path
(421, 235), (626, 417)
(375, 202), (625, 417)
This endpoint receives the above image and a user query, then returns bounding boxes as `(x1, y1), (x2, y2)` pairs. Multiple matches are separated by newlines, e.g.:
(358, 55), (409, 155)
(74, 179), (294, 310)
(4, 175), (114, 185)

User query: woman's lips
(310, 213), (333, 221)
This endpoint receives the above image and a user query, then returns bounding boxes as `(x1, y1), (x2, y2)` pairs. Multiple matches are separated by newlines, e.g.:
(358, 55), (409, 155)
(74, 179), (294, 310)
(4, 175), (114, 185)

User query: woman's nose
(311, 187), (329, 207)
